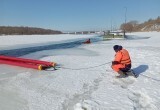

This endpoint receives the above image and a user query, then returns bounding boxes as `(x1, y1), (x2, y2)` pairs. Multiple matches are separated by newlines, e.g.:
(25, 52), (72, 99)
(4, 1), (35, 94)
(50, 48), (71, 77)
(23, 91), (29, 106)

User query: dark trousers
(120, 64), (131, 72)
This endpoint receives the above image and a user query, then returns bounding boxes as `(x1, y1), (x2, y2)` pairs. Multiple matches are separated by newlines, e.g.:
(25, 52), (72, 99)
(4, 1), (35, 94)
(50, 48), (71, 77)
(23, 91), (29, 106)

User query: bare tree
(0, 26), (62, 35)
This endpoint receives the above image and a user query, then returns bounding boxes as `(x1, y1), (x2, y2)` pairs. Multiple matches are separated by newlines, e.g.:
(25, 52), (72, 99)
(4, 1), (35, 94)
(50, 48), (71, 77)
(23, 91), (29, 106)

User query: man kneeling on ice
(111, 45), (131, 77)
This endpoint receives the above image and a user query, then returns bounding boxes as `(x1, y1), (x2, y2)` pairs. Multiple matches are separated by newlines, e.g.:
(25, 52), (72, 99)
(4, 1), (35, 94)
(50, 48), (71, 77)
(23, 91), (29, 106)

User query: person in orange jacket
(111, 45), (131, 76)
(83, 38), (91, 44)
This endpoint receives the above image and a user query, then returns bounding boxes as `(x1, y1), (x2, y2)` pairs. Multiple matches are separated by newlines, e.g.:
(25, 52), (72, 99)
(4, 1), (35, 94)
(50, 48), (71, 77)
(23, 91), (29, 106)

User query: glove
(112, 61), (120, 65)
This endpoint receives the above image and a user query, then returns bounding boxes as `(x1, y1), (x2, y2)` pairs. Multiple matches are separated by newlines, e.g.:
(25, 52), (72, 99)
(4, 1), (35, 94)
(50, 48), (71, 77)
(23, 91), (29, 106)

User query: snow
(0, 34), (97, 50)
(0, 32), (160, 110)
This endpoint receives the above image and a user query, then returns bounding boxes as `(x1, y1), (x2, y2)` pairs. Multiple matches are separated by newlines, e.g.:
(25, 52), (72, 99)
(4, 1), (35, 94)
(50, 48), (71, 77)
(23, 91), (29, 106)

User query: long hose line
(55, 62), (160, 82)
(59, 61), (111, 70)
(140, 74), (160, 82)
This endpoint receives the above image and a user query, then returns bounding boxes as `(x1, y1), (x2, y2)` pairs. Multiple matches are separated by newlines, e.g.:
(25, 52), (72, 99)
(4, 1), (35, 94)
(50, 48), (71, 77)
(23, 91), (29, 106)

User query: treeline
(120, 16), (160, 32)
(0, 26), (62, 35)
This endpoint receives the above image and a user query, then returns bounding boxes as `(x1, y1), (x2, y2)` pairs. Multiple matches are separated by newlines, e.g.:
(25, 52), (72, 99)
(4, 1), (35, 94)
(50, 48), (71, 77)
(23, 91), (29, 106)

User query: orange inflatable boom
(0, 55), (56, 70)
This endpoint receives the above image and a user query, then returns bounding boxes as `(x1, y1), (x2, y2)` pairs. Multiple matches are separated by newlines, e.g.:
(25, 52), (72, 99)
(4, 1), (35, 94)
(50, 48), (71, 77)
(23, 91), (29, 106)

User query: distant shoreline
(0, 26), (62, 35)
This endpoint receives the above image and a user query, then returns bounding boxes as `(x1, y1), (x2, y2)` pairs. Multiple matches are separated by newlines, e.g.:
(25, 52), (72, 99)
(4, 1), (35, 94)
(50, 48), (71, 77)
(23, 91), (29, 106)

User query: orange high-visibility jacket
(114, 48), (131, 65)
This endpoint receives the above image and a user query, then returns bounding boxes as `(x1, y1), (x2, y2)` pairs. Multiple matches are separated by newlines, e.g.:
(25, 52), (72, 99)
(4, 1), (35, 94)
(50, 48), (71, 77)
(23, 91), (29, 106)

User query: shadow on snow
(132, 65), (149, 76)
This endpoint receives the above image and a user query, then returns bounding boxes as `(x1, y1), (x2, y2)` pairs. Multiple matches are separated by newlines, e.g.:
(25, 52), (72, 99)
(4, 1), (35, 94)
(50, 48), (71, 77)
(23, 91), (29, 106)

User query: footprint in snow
(128, 90), (157, 110)
(112, 76), (136, 89)
(74, 100), (100, 110)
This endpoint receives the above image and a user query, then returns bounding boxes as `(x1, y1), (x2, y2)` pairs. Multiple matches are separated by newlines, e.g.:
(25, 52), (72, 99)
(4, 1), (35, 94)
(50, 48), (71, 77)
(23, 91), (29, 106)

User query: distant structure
(65, 31), (105, 35)
(103, 30), (124, 40)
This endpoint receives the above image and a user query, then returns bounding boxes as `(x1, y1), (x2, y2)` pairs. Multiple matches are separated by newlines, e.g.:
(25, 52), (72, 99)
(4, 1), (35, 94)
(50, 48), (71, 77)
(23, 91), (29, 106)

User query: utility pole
(111, 18), (112, 32)
(124, 7), (127, 37)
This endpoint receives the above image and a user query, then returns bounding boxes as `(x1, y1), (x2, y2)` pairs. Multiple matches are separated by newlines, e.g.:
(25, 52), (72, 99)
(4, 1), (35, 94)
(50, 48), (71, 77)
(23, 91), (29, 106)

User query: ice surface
(0, 32), (160, 110)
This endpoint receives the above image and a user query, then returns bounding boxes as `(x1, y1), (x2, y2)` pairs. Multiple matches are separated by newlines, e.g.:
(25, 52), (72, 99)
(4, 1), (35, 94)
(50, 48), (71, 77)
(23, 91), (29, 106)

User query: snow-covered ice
(0, 32), (160, 110)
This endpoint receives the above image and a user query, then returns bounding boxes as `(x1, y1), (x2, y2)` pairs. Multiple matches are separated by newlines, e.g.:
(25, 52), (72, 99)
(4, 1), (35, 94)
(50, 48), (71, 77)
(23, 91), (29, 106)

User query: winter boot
(126, 70), (138, 78)
(116, 70), (128, 78)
